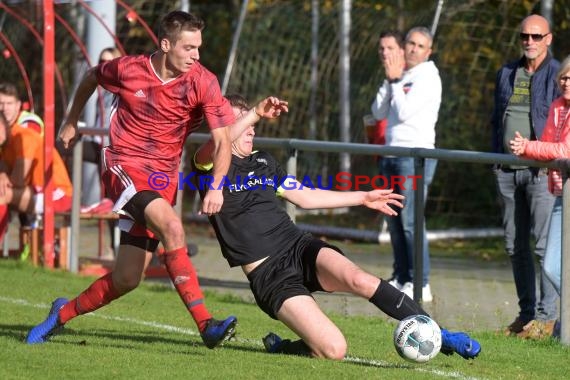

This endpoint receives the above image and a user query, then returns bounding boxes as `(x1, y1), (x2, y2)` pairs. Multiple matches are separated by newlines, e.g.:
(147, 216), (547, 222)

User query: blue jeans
(381, 157), (437, 286)
(495, 168), (558, 322)
(544, 196), (562, 295)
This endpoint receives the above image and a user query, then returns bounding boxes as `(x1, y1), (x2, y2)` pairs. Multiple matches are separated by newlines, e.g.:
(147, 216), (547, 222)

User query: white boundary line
(2, 296), (484, 380)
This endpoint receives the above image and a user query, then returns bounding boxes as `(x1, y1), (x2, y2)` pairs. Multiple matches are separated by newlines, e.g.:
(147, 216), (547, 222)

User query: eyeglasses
(560, 76), (570, 84)
(519, 32), (550, 42)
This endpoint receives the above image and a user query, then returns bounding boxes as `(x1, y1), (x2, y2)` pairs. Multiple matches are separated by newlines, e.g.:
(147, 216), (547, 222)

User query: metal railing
(69, 129), (570, 344)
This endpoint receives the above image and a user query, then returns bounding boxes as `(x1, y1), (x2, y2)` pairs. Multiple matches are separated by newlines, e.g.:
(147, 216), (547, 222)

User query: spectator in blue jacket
(491, 14), (560, 338)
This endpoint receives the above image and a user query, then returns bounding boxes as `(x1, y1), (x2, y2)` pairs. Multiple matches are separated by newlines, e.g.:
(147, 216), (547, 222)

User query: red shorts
(102, 164), (177, 238)
(33, 187), (72, 213)
(54, 195), (72, 212)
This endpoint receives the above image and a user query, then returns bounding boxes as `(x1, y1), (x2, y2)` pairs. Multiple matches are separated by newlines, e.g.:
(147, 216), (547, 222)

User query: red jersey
(97, 54), (234, 179)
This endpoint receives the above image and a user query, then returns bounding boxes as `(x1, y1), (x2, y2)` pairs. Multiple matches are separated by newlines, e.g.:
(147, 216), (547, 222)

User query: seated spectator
(0, 82), (47, 228)
(0, 112), (73, 242)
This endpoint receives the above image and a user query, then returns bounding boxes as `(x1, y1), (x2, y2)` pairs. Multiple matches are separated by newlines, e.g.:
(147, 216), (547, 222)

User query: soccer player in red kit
(26, 10), (288, 349)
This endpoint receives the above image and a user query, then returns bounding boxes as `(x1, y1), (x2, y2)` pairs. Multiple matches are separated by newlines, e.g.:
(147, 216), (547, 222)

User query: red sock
(58, 273), (120, 324)
(162, 247), (212, 331)
(0, 204), (8, 243)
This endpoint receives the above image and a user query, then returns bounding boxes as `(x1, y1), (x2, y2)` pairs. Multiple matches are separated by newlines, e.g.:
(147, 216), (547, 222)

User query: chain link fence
(1, 0), (569, 228)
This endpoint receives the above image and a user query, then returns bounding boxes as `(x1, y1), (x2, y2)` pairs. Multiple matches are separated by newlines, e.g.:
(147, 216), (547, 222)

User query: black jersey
(193, 151), (306, 267)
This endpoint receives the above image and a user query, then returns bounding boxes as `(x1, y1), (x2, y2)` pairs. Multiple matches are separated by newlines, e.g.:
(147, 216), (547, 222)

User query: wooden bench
(17, 211), (119, 269)
(20, 224), (70, 269)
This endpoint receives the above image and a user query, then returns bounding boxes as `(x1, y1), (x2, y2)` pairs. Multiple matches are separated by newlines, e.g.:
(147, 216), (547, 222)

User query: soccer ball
(393, 315), (442, 363)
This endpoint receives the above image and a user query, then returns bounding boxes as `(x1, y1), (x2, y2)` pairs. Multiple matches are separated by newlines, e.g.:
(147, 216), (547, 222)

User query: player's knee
(112, 271), (142, 293)
(318, 338), (347, 360)
(347, 268), (373, 292)
(161, 218), (185, 241)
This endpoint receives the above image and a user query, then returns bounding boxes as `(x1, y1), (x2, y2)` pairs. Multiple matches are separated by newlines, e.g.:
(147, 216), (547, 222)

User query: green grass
(1, 259), (568, 380)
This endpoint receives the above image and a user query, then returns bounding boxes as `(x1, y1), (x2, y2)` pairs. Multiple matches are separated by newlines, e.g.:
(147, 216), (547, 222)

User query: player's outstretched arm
(282, 185), (404, 216)
(58, 67), (99, 149)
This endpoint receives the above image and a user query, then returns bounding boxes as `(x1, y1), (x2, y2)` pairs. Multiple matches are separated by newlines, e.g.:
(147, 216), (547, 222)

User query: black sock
(369, 280), (430, 320)
(277, 339), (312, 356)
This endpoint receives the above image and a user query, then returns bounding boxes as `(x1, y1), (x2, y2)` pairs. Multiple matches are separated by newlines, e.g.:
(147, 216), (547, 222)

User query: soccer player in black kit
(192, 94), (481, 360)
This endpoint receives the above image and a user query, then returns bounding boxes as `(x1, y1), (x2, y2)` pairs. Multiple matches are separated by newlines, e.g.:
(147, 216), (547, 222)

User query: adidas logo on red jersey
(134, 89), (146, 98)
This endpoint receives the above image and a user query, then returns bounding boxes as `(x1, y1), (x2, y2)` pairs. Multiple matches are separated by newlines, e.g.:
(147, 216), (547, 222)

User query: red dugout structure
(0, 1), (160, 268)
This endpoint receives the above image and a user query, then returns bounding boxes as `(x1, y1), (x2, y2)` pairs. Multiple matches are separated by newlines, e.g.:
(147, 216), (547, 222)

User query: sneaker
(440, 329), (481, 360)
(520, 319), (556, 340)
(200, 316), (237, 349)
(262, 332), (284, 353)
(26, 298), (68, 344)
(401, 282), (433, 303)
(387, 277), (403, 290)
(80, 198), (113, 214)
(503, 317), (528, 336)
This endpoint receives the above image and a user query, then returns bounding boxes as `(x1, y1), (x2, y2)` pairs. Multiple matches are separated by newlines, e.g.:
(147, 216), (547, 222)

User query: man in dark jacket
(491, 14), (560, 337)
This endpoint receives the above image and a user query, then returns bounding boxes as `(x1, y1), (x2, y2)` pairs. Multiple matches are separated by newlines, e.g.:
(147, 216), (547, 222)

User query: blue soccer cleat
(26, 298), (69, 344)
(200, 316), (237, 349)
(262, 332), (284, 353)
(440, 329), (481, 359)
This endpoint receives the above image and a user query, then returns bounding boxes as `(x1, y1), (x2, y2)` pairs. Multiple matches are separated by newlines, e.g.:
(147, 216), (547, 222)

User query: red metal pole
(43, 0), (55, 268)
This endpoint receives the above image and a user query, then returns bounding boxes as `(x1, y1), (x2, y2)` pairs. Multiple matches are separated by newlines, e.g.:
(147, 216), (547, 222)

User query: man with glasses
(492, 14), (560, 338)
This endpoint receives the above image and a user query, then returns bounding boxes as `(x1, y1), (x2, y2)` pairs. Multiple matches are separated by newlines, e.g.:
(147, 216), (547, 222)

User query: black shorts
(246, 235), (344, 320)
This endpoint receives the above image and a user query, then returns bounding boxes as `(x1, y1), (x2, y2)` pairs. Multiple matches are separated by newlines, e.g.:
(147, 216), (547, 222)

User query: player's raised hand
(363, 189), (405, 216)
(254, 96), (288, 119)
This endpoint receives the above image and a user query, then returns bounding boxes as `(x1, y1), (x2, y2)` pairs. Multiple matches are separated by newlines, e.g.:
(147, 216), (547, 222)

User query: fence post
(69, 139), (83, 273)
(413, 156), (425, 302)
(286, 147), (298, 223)
(561, 174), (570, 345)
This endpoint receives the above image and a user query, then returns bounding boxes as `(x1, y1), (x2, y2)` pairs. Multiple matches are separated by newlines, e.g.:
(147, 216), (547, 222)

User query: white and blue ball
(393, 315), (442, 363)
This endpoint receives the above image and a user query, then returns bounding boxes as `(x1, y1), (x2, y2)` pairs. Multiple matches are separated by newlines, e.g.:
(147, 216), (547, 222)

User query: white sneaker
(423, 283), (433, 303)
(401, 282), (433, 303)
(388, 278), (403, 290)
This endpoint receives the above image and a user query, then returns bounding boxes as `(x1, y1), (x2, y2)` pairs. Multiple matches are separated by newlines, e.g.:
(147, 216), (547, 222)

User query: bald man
(491, 14), (560, 338)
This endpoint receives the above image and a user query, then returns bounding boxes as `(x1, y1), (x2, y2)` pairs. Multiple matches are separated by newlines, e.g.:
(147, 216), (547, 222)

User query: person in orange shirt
(0, 112), (72, 241)
(0, 82), (49, 230)
(0, 82), (44, 135)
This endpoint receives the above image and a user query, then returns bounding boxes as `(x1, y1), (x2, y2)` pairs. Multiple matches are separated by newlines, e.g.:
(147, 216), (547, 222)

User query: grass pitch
(0, 259), (568, 380)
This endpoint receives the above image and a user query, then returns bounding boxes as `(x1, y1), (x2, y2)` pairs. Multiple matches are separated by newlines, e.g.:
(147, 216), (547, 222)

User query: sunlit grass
(1, 260), (567, 380)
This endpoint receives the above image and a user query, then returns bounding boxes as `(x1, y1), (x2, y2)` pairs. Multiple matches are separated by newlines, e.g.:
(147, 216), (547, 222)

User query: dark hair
(158, 11), (205, 43)
(379, 30), (405, 49)
(0, 82), (19, 98)
(225, 94), (250, 112)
